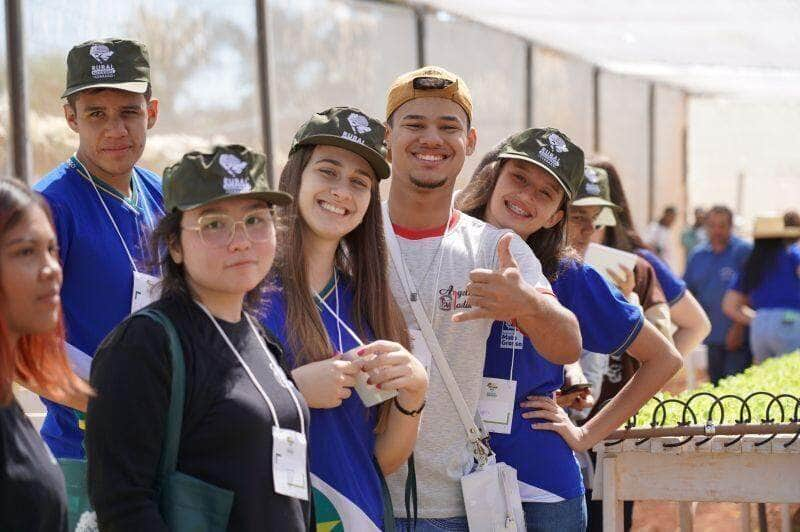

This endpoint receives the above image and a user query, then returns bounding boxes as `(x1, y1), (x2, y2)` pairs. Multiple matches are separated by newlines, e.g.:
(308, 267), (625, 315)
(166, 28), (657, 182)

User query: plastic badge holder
(341, 348), (397, 407)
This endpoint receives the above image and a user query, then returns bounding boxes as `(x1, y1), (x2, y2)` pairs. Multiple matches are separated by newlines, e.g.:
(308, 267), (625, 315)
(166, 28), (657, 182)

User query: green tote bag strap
(138, 308), (234, 531)
(137, 309), (186, 489)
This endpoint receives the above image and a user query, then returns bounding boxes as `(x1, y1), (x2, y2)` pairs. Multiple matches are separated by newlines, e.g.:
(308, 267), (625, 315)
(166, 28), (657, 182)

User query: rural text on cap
(497, 128), (584, 199)
(163, 144), (292, 212)
(63, 38), (151, 98)
(290, 107), (390, 180)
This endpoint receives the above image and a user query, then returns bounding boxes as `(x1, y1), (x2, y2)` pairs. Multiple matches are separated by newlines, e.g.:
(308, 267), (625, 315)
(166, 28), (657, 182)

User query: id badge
(409, 328), (432, 374)
(272, 426), (309, 500)
(477, 377), (517, 434)
(131, 271), (161, 313)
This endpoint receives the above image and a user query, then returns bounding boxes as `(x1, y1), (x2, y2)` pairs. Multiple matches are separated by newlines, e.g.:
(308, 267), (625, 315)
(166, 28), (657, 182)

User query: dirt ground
(631, 501), (800, 531)
(628, 366), (800, 531)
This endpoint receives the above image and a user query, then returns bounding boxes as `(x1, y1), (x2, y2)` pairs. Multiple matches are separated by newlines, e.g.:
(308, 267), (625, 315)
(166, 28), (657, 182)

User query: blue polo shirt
(731, 244), (800, 311)
(34, 159), (163, 458)
(482, 259), (643, 502)
(261, 275), (384, 531)
(684, 237), (752, 344)
(637, 248), (687, 306)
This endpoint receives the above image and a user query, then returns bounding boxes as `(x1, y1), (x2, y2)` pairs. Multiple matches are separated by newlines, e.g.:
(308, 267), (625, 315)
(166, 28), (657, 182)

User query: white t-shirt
(382, 204), (551, 518)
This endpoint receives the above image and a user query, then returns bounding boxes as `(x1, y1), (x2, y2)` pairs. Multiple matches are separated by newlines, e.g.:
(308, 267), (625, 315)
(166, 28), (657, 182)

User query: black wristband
(393, 396), (426, 417)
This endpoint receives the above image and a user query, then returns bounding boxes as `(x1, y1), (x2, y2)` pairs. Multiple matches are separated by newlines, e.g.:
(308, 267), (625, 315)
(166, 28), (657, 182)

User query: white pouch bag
(462, 460), (526, 531)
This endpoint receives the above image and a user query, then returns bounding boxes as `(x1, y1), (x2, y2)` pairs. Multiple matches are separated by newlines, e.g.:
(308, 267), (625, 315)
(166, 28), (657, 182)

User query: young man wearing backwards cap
(381, 66), (581, 530)
(33, 38), (163, 459)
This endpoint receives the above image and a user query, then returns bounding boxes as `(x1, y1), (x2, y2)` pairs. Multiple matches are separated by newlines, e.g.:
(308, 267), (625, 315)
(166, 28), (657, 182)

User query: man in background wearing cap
(33, 38), (163, 459)
(684, 205), (752, 384)
(381, 66), (581, 529)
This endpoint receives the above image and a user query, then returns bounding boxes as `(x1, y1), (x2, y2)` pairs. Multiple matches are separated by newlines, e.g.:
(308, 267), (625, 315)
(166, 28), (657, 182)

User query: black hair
(740, 238), (787, 293)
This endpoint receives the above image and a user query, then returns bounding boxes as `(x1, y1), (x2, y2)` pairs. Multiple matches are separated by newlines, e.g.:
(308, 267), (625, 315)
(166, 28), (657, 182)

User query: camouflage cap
(571, 165), (620, 209)
(497, 128), (584, 199)
(62, 38), (151, 98)
(386, 65), (472, 123)
(290, 106), (390, 180)
(163, 144), (292, 212)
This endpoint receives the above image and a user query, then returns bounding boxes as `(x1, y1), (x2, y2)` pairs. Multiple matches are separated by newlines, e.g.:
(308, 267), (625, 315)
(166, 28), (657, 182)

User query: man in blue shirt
(684, 205), (752, 384)
(33, 38), (164, 458)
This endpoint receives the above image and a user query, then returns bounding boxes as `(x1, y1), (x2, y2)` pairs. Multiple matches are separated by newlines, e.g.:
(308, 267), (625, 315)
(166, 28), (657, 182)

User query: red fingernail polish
(357, 348), (366, 356)
(376, 384), (382, 389)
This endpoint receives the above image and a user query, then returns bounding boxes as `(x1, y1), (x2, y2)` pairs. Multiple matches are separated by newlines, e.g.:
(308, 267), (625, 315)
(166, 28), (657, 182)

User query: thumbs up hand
(452, 233), (538, 323)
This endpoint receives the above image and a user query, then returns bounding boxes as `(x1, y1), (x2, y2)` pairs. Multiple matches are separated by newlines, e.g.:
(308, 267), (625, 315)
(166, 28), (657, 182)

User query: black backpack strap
(372, 456), (396, 532)
(404, 454), (417, 530)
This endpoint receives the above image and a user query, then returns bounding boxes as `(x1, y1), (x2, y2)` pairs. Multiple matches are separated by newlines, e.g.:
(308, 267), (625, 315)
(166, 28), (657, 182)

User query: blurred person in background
(594, 160), (711, 358)
(0, 179), (91, 532)
(33, 38), (163, 459)
(681, 207), (707, 260)
(645, 205), (677, 265)
(684, 205), (752, 384)
(723, 213), (800, 364)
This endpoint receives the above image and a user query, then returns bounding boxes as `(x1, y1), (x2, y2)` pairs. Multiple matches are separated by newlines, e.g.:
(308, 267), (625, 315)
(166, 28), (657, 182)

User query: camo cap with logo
(386, 65), (473, 123)
(290, 106), (390, 180)
(163, 144), (292, 212)
(571, 165), (620, 209)
(497, 128), (584, 199)
(62, 38), (151, 98)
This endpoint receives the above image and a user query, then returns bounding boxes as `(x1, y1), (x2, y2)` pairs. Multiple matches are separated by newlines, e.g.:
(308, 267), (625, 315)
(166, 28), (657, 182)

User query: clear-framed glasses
(182, 208), (274, 248)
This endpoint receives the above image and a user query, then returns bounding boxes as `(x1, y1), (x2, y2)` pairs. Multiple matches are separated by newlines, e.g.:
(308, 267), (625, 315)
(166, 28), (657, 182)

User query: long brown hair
(457, 139), (573, 281)
(589, 158), (650, 253)
(274, 145), (410, 366)
(0, 178), (91, 404)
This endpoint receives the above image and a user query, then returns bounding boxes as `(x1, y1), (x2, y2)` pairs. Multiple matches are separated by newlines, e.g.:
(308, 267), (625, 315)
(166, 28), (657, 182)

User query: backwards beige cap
(386, 66), (473, 123)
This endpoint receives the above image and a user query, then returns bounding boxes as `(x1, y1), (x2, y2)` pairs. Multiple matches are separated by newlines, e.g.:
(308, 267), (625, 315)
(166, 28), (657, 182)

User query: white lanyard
(71, 155), (162, 273)
(195, 301), (306, 437)
(509, 326), (517, 382)
(381, 201), (452, 329)
(314, 270), (365, 350)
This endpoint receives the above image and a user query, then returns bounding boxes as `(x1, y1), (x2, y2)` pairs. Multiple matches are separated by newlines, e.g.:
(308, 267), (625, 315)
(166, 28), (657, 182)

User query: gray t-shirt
(382, 205), (551, 518)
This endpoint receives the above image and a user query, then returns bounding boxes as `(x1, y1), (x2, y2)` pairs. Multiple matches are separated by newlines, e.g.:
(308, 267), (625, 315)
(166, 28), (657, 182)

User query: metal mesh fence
(3, 0), (689, 227)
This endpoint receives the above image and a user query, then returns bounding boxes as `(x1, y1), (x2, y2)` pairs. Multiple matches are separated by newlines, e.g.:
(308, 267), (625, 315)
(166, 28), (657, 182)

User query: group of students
(1, 37), (716, 532)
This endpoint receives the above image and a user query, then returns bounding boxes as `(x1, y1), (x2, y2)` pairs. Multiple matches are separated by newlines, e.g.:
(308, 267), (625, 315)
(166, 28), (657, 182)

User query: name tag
(272, 427), (309, 500)
(409, 328), (432, 374)
(477, 377), (517, 434)
(131, 271), (161, 313)
(500, 322), (523, 350)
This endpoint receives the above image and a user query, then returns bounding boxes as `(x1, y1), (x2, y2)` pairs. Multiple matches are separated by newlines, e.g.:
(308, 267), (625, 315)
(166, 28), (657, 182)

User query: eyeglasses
(182, 208), (274, 248)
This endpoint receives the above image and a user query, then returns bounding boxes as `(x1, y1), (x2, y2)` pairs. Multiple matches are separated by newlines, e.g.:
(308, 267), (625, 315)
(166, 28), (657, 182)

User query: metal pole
(255, 0), (275, 188)
(5, 0), (32, 183)
(606, 422), (799, 441)
(592, 67), (600, 154)
(415, 8), (425, 68)
(525, 43), (533, 128)
(647, 83), (656, 222)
